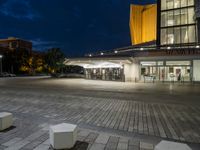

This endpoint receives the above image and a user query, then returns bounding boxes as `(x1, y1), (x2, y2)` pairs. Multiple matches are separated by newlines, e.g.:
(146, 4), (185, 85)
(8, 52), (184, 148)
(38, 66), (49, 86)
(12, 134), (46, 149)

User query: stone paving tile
(0, 89), (200, 144)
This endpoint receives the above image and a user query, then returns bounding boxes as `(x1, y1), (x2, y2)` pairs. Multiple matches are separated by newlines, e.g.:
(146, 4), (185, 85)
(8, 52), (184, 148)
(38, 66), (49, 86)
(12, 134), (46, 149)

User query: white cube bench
(0, 112), (13, 131)
(155, 140), (192, 150)
(49, 123), (77, 149)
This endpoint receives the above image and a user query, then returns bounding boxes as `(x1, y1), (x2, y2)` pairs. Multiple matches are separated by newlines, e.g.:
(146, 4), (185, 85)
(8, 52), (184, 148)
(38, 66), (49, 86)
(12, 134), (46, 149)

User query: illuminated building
(65, 0), (200, 82)
(0, 37), (33, 73)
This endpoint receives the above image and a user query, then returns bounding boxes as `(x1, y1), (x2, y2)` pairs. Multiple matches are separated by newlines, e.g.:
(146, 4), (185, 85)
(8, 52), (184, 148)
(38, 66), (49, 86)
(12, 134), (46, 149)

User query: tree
(44, 48), (65, 73)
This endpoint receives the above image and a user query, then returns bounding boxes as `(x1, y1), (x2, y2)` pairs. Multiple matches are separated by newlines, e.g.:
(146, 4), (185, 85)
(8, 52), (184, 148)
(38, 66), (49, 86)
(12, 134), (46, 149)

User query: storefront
(140, 60), (192, 82)
(64, 57), (133, 82)
(64, 49), (200, 83)
(136, 48), (200, 82)
(85, 68), (124, 81)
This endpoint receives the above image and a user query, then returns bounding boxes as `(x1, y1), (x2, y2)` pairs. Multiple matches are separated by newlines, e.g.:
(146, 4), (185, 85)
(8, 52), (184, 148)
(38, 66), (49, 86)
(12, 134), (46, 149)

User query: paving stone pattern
(0, 115), (155, 150)
(0, 89), (199, 145)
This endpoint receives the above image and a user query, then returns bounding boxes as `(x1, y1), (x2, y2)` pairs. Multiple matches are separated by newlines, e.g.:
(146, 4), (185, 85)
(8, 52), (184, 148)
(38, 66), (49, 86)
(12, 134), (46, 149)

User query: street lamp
(0, 55), (3, 74)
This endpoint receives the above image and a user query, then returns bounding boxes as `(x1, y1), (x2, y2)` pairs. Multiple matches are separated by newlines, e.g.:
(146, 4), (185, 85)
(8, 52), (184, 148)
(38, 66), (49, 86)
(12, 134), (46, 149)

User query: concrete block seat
(0, 112), (13, 131)
(49, 123), (77, 149)
(155, 140), (192, 150)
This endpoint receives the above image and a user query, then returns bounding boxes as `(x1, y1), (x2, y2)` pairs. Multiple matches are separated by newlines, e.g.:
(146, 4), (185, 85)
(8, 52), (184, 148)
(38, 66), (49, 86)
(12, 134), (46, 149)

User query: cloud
(0, 0), (39, 20)
(31, 39), (60, 51)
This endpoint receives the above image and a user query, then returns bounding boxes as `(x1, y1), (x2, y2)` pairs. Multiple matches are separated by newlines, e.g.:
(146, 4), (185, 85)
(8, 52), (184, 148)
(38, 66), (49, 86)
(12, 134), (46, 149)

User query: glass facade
(160, 0), (197, 45)
(140, 61), (192, 82)
(85, 68), (124, 81)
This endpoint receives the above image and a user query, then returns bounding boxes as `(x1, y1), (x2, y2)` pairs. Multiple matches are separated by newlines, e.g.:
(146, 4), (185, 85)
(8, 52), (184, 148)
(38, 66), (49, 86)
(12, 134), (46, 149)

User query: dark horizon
(0, 0), (156, 57)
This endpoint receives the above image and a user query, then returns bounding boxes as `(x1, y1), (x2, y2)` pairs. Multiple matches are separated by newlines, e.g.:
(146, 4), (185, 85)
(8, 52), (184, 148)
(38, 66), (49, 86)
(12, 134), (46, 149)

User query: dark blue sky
(0, 0), (156, 57)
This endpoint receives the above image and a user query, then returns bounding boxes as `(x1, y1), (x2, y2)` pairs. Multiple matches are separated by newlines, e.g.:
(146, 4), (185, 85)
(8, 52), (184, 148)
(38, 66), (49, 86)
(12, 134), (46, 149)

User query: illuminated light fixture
(167, 47), (171, 50)
(140, 48), (144, 51)
(89, 54), (92, 57)
(0, 55), (2, 58)
(101, 52), (104, 55)
(196, 45), (200, 48)
(114, 50), (118, 54)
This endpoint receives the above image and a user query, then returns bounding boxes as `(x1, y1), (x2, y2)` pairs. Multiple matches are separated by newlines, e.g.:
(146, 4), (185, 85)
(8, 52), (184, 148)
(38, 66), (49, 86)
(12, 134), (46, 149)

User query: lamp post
(0, 55), (3, 74)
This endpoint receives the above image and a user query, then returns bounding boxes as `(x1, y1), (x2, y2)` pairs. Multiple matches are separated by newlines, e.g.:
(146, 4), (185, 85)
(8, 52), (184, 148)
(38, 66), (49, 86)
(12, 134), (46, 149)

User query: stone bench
(49, 123), (77, 149)
(0, 112), (13, 131)
(155, 140), (192, 150)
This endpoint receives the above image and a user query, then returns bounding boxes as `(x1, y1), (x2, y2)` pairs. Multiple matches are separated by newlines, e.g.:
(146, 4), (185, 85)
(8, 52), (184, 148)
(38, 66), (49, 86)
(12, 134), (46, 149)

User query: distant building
(0, 37), (32, 53)
(0, 37), (33, 73)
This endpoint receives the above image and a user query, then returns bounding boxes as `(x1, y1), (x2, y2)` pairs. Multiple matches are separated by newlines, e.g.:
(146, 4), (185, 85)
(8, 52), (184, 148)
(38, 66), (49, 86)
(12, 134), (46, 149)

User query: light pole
(0, 55), (3, 74)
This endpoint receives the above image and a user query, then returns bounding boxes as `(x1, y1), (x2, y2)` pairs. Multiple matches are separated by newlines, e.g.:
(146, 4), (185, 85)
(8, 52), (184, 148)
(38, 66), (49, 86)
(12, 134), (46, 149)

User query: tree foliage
(44, 48), (65, 73)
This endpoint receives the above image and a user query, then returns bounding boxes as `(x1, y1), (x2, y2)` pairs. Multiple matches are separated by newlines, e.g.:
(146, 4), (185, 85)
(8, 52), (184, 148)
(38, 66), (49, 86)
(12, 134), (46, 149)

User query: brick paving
(0, 77), (200, 149)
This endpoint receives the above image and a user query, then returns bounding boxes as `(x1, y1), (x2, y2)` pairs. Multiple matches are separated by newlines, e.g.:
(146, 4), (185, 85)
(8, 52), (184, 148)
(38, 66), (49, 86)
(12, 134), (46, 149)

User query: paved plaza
(0, 77), (200, 150)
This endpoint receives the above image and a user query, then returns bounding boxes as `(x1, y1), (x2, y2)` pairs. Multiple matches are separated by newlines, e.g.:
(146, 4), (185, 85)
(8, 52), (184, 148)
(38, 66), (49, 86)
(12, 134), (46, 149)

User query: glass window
(188, 0), (194, 6)
(167, 0), (174, 9)
(161, 12), (167, 27)
(167, 28), (174, 44)
(174, 9), (181, 25)
(174, 27), (181, 43)
(181, 0), (187, 7)
(161, 0), (167, 10)
(141, 61), (156, 66)
(188, 25), (196, 43)
(166, 61), (190, 66)
(181, 26), (188, 43)
(167, 11), (174, 26)
(188, 8), (195, 24)
(174, 0), (181, 8)
(161, 29), (167, 45)
(181, 9), (188, 25)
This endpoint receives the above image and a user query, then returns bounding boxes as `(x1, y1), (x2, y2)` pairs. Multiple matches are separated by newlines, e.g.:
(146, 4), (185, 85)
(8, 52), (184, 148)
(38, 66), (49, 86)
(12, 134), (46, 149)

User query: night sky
(0, 0), (156, 57)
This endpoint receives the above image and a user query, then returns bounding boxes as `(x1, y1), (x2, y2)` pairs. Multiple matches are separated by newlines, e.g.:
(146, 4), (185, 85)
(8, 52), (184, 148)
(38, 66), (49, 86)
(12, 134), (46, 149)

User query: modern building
(65, 0), (200, 82)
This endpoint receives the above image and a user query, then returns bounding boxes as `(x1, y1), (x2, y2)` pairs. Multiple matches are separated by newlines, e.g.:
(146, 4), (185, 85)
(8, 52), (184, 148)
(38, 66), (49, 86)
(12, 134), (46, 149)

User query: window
(188, 0), (194, 6)
(181, 0), (187, 7)
(167, 28), (174, 44)
(161, 29), (167, 45)
(181, 26), (188, 43)
(160, 0), (196, 45)
(167, 11), (174, 26)
(174, 27), (181, 43)
(188, 8), (195, 24)
(161, 12), (167, 27)
(167, 0), (174, 9)
(174, 9), (181, 25)
(174, 0), (181, 8)
(161, 0), (167, 10)
(188, 25), (196, 43)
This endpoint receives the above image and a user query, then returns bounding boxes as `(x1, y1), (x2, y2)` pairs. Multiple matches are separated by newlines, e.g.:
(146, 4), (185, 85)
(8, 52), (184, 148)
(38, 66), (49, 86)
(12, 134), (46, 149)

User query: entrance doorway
(140, 61), (191, 82)
(85, 68), (124, 81)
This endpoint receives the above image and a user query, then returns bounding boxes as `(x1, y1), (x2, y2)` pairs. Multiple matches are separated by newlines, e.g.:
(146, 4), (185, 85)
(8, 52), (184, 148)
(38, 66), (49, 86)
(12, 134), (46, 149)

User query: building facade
(158, 0), (197, 45)
(0, 37), (32, 53)
(0, 37), (33, 73)
(65, 0), (200, 82)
